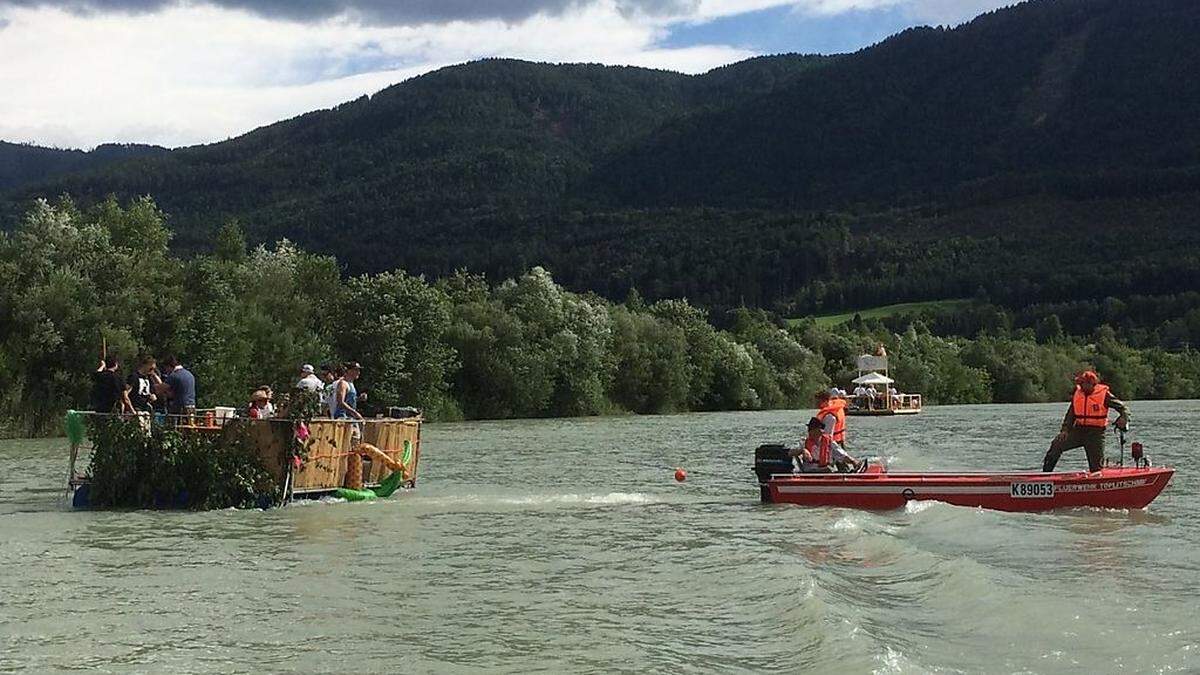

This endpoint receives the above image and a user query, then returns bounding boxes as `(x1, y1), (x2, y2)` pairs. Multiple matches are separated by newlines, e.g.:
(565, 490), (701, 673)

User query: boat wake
(496, 492), (657, 506)
(408, 491), (663, 511)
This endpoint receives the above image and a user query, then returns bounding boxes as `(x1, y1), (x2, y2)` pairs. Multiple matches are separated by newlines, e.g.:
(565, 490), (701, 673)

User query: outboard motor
(754, 444), (792, 502)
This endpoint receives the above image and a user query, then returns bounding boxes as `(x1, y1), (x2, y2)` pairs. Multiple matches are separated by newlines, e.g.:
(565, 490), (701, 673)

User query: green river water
(1, 402), (1198, 673)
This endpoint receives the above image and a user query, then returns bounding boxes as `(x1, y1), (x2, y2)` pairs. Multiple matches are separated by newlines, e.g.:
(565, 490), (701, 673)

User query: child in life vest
(791, 416), (863, 472)
(790, 417), (834, 472)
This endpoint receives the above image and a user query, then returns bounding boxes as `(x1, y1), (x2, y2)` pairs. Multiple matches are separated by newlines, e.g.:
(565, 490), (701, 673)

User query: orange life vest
(1072, 384), (1110, 428)
(816, 398), (847, 443)
(804, 435), (832, 467)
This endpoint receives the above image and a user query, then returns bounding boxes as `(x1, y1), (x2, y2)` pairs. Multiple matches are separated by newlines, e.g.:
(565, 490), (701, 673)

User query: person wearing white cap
(297, 363), (323, 392)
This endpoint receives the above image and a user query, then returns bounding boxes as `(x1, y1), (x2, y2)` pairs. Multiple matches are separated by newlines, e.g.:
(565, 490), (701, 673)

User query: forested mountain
(594, 0), (1200, 208)
(2, 0), (1199, 321)
(0, 142), (167, 192)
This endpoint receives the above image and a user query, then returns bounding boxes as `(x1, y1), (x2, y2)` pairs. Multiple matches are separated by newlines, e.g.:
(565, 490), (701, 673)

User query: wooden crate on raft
(288, 418), (422, 496)
(361, 418), (421, 484)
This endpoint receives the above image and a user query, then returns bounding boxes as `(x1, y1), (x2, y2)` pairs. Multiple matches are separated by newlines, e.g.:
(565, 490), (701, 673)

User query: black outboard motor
(754, 444), (792, 502)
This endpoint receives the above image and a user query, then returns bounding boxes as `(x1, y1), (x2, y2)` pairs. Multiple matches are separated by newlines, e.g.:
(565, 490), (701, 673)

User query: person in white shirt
(297, 364), (323, 392)
(257, 386), (276, 418)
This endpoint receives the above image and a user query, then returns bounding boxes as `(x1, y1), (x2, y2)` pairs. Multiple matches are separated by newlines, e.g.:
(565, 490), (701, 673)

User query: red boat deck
(763, 466), (1174, 511)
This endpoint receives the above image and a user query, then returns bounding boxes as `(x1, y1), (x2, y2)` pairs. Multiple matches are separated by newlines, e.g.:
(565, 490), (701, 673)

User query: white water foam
(284, 495), (348, 507)
(496, 492), (657, 506)
(872, 645), (929, 674)
(412, 492), (661, 509)
(830, 515), (864, 532)
(904, 499), (942, 514)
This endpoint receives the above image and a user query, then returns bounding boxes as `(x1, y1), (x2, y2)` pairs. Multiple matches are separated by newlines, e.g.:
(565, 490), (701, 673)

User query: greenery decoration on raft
(83, 416), (283, 510)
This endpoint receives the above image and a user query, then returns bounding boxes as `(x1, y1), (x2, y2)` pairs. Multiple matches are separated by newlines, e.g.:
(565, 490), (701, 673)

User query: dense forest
(1, 0), (1198, 435)
(0, 141), (166, 192)
(2, 198), (1197, 436)
(1, 0), (1198, 324)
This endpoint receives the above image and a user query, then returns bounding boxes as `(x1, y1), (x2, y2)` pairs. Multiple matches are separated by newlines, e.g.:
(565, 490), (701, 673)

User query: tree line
(2, 197), (1197, 437)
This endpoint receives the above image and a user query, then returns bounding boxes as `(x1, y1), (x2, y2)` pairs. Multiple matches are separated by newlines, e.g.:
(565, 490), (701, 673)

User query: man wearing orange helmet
(1042, 370), (1129, 472)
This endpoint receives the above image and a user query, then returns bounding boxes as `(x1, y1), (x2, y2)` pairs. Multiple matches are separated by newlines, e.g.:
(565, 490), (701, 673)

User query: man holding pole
(91, 355), (123, 414)
(1042, 370), (1130, 473)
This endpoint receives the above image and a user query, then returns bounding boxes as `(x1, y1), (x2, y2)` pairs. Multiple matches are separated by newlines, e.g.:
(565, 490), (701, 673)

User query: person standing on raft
(1042, 370), (1130, 473)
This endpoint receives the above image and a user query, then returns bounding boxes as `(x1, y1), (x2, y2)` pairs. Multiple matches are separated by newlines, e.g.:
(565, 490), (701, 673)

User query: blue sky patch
(663, 4), (928, 56)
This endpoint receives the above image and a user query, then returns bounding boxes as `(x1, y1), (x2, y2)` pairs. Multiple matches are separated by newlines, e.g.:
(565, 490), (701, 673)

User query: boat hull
(761, 466), (1174, 511)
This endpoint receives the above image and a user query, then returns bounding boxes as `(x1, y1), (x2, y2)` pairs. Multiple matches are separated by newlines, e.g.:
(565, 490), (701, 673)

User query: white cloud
(0, 0), (1011, 148)
(0, 2), (756, 147)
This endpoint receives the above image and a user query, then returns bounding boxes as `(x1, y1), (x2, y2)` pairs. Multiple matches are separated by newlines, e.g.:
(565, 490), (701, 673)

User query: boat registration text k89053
(1010, 482), (1054, 498)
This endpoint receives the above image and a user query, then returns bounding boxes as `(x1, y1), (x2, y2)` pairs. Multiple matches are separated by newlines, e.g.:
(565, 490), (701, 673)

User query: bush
(86, 417), (281, 510)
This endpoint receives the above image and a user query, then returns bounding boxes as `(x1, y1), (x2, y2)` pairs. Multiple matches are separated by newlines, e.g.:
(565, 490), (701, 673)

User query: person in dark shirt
(123, 355), (157, 413)
(91, 355), (123, 413)
(157, 354), (197, 416)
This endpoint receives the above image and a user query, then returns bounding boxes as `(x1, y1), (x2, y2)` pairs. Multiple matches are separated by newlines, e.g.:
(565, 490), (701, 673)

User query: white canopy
(852, 372), (894, 386)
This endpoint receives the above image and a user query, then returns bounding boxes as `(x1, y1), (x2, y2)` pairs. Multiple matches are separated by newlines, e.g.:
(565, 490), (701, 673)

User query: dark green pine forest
(2, 0), (1200, 431)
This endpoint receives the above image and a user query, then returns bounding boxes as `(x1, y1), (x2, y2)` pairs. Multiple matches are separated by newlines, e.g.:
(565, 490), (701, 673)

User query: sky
(0, 0), (1016, 149)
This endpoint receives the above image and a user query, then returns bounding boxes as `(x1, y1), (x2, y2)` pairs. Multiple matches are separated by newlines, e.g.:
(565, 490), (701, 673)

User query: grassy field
(790, 299), (971, 327)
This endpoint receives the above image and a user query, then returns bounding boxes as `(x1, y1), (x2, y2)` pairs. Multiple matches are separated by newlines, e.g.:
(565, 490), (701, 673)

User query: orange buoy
(674, 468), (687, 482)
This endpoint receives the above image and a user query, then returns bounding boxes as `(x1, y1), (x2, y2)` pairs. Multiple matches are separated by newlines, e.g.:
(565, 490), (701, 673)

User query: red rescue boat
(753, 445), (1173, 512)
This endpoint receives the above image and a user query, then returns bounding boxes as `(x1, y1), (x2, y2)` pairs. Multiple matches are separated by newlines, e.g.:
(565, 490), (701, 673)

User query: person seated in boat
(815, 389), (847, 443)
(1042, 370), (1129, 473)
(790, 417), (832, 472)
(791, 416), (861, 472)
(814, 391), (862, 471)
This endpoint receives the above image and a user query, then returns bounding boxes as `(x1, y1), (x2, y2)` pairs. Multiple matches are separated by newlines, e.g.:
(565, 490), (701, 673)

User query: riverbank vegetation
(2, 198), (1198, 436)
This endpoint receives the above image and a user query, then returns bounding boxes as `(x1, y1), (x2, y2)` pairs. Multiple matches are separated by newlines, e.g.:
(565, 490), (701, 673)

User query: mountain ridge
(3, 0), (1199, 318)
(0, 141), (167, 192)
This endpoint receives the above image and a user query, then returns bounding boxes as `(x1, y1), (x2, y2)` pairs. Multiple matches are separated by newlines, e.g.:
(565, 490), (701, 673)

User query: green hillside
(594, 0), (1200, 209)
(796, 300), (972, 327)
(0, 141), (166, 192)
(2, 0), (1200, 323)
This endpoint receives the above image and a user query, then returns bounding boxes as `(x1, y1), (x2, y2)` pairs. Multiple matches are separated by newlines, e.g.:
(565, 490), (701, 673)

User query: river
(1, 402), (1197, 673)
